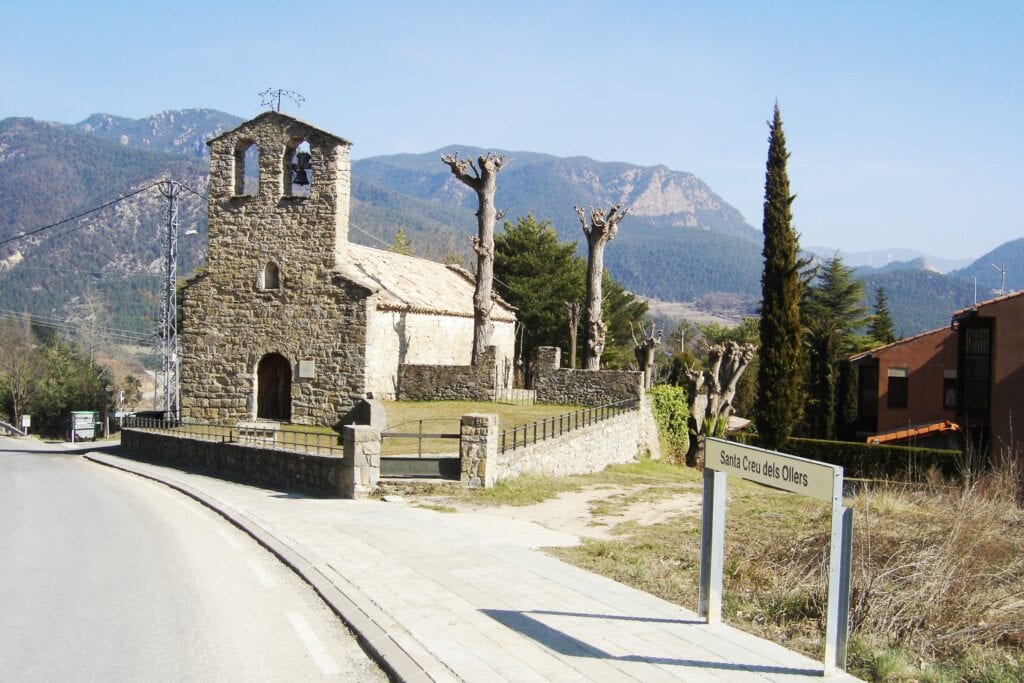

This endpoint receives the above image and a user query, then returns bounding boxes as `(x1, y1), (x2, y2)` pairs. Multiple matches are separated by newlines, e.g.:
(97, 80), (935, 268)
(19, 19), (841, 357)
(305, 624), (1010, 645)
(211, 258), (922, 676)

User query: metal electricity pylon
(157, 180), (182, 421)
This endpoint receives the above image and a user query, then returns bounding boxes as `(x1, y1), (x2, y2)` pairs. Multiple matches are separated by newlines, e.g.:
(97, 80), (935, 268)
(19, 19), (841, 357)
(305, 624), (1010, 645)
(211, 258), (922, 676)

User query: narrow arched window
(283, 139), (312, 198)
(233, 141), (259, 196)
(258, 261), (280, 290)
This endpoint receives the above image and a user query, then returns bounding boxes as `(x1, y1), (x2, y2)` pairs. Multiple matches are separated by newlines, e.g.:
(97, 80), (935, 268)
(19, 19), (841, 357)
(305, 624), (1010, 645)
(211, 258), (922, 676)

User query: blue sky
(3, 1), (1021, 260)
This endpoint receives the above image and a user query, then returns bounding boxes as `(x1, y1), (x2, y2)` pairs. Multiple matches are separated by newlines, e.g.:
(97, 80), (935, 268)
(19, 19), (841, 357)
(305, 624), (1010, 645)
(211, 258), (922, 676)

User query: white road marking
(287, 611), (340, 676)
(246, 558), (277, 588)
(217, 527), (243, 549)
(133, 479), (209, 520)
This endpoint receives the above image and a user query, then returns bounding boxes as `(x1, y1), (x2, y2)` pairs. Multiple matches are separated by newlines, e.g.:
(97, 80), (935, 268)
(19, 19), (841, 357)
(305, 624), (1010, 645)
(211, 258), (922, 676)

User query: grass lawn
(379, 400), (581, 456)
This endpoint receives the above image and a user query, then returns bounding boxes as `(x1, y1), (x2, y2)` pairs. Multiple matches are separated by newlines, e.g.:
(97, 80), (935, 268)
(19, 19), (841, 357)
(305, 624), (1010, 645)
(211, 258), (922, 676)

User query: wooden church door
(257, 353), (292, 421)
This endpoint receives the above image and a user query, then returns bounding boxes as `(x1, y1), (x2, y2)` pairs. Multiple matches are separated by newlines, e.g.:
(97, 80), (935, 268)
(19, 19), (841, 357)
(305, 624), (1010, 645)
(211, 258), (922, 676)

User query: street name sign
(708, 439), (840, 503)
(699, 437), (852, 676)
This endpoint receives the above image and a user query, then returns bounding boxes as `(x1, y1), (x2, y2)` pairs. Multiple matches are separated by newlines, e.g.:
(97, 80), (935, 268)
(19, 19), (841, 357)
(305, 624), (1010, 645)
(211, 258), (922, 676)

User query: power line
(0, 263), (163, 278)
(349, 222), (394, 249)
(0, 182), (162, 247)
(0, 310), (154, 346)
(0, 311), (153, 341)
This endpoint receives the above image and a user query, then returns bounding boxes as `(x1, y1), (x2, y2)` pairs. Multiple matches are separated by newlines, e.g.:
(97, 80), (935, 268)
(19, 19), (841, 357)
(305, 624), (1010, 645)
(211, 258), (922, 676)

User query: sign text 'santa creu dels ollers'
(707, 439), (840, 503)
(718, 450), (809, 487)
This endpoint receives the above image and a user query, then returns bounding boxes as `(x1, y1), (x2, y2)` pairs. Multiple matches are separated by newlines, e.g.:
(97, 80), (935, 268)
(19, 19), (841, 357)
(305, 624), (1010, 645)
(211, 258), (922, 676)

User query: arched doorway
(257, 353), (291, 421)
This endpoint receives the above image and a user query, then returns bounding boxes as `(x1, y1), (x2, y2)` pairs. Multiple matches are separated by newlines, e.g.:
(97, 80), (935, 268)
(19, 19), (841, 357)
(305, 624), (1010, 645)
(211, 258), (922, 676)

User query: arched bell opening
(283, 139), (312, 198)
(233, 140), (260, 196)
(256, 352), (292, 421)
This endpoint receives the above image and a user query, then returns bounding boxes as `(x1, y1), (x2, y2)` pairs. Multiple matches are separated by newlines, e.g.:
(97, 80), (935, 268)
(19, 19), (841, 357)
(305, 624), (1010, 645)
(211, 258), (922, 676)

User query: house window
(887, 368), (908, 409)
(943, 370), (957, 409)
(258, 262), (280, 290)
(233, 141), (259, 196)
(283, 139), (312, 198)
(960, 324), (991, 413)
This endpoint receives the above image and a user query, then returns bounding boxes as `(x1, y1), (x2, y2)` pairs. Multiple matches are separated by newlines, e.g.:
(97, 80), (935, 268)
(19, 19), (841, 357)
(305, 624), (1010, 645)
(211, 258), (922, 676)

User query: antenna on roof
(259, 88), (305, 113)
(991, 263), (1006, 295)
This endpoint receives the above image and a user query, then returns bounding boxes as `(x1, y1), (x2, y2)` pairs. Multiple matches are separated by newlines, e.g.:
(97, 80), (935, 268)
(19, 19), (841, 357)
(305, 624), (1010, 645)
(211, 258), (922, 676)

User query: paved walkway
(85, 450), (860, 682)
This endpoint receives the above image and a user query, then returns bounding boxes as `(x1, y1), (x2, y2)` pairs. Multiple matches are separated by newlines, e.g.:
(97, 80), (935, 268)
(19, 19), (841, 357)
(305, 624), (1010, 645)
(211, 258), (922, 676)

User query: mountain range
(0, 108), (1019, 344)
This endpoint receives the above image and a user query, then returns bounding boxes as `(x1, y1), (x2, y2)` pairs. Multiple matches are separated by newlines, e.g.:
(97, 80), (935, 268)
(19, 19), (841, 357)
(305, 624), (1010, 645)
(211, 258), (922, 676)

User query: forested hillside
(1, 108), (1017, 342)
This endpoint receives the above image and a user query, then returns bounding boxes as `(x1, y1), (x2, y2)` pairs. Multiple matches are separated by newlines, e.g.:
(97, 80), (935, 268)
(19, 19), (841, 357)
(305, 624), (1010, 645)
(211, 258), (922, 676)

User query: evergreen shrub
(650, 385), (689, 462)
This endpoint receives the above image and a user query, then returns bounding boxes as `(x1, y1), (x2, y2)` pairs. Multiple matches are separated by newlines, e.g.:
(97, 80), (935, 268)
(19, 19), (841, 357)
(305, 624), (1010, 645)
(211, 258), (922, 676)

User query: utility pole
(991, 263), (1006, 295)
(158, 180), (181, 421)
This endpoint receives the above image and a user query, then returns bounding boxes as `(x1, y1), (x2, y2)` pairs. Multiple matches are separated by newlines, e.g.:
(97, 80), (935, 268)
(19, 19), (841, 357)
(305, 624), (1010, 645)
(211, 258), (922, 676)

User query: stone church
(180, 112), (516, 425)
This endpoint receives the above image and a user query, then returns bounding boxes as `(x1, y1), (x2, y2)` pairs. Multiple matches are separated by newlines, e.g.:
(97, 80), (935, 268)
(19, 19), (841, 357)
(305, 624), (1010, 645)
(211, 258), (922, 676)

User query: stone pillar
(342, 425), (380, 498)
(460, 413), (498, 488)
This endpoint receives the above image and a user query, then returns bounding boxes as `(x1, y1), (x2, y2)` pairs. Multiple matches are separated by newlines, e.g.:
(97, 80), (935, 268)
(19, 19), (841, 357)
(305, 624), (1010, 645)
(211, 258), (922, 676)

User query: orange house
(850, 327), (958, 446)
(852, 290), (1024, 458)
(952, 291), (1024, 459)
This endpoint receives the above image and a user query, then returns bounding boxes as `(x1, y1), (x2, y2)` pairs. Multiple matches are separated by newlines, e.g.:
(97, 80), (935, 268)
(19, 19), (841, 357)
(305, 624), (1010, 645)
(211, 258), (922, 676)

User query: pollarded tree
(686, 341), (757, 466)
(576, 204), (628, 370)
(631, 321), (663, 389)
(755, 104), (804, 450)
(441, 152), (506, 365)
(493, 215), (646, 371)
(868, 286), (897, 345)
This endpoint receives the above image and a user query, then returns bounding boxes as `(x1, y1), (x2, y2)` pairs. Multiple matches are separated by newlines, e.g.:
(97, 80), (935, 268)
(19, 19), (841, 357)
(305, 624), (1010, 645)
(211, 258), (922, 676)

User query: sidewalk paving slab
(84, 451), (861, 683)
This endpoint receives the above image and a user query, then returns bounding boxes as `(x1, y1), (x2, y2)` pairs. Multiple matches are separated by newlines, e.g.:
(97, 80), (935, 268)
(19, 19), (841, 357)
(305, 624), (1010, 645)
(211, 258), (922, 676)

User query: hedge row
(734, 434), (963, 482)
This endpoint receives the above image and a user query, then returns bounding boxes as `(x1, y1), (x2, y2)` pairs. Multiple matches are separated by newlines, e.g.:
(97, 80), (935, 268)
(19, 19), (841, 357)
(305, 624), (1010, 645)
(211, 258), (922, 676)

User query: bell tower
(204, 112), (352, 285)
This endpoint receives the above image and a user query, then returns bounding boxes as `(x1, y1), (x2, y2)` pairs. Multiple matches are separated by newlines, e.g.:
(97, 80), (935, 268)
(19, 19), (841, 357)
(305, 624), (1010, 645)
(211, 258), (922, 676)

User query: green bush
(650, 384), (689, 461)
(736, 434), (962, 481)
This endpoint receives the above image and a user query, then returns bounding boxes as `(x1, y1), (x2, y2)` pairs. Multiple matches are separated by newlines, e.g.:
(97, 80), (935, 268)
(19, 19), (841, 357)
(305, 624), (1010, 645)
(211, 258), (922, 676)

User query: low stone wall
(457, 396), (660, 487)
(120, 427), (378, 498)
(494, 408), (649, 482)
(398, 346), (498, 401)
(531, 347), (643, 406)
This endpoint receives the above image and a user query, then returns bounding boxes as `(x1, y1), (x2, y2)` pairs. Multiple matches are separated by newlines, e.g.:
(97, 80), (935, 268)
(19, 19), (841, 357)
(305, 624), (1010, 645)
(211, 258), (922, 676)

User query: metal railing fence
(380, 418), (461, 458)
(120, 416), (345, 456)
(498, 398), (638, 454)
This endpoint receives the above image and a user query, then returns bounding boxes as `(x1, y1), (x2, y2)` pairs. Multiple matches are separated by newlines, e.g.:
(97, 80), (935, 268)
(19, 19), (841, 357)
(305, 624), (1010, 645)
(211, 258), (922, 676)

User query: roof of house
(951, 289), (1024, 322)
(206, 111), (352, 146)
(338, 244), (516, 321)
(849, 326), (952, 363)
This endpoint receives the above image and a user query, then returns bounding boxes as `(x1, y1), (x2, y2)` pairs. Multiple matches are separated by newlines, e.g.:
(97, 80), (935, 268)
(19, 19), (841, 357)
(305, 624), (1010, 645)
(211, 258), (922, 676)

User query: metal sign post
(699, 437), (853, 675)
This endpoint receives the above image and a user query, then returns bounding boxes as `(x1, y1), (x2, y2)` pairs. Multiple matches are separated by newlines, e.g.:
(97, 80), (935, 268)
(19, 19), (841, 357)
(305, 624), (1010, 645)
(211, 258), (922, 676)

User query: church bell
(292, 151), (312, 186)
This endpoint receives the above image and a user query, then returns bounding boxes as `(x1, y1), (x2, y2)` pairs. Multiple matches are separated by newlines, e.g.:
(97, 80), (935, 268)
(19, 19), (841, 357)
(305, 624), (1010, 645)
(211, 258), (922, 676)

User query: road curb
(84, 453), (434, 683)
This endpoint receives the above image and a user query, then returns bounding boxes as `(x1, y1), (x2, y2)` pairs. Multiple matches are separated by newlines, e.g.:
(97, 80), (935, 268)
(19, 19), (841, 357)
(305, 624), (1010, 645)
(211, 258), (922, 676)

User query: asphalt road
(0, 437), (385, 682)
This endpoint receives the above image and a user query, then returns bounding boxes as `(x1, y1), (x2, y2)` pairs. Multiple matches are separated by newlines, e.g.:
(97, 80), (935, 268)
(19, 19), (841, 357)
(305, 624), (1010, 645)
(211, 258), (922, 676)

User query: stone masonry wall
(181, 113), (368, 426)
(365, 312), (515, 399)
(492, 407), (653, 483)
(531, 346), (643, 406)
(398, 347), (499, 401)
(121, 428), (358, 497)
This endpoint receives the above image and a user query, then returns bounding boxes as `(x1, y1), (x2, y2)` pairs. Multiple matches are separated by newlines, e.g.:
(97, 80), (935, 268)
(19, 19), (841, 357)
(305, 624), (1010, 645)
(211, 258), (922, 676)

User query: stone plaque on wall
(298, 360), (316, 379)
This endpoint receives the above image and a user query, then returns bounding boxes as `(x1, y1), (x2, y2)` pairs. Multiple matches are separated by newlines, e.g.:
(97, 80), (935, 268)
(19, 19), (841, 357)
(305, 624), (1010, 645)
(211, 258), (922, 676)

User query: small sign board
(707, 439), (841, 503)
(700, 437), (852, 675)
(21, 415), (30, 428)
(298, 360), (316, 379)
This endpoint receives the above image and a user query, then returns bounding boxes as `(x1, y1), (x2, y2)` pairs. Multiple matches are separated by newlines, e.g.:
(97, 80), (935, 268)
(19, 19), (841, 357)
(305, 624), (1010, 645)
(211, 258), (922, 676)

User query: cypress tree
(868, 286), (897, 345)
(755, 105), (804, 450)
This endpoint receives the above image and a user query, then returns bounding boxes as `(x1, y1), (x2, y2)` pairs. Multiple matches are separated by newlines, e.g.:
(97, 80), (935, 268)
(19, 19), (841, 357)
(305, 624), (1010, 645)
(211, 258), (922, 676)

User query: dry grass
(544, 460), (1024, 682)
(848, 472), (1024, 661)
